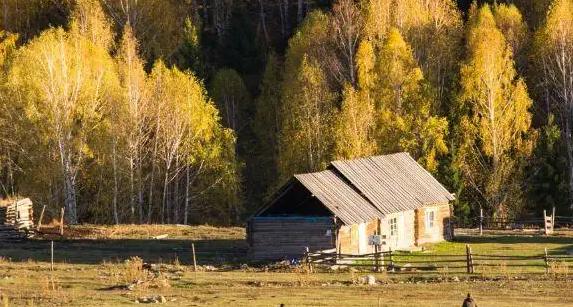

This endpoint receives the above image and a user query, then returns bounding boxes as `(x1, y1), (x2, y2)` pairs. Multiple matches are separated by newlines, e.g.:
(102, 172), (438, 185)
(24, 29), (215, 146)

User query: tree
(493, 3), (528, 73)
(334, 84), (376, 159)
(330, 0), (362, 86)
(374, 28), (448, 172)
(114, 24), (149, 223)
(251, 53), (283, 202)
(210, 69), (251, 134)
(534, 0), (573, 210)
(7, 27), (118, 223)
(457, 5), (535, 217)
(70, 0), (114, 51)
(279, 55), (337, 179)
(394, 0), (463, 110)
(0, 30), (18, 197)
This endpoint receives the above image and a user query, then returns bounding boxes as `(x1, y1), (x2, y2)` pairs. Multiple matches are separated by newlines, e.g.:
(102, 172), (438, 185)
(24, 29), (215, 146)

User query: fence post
(388, 248), (393, 271)
(59, 207), (65, 236)
(374, 245), (380, 272)
(50, 240), (54, 271)
(544, 247), (549, 274)
(552, 207), (556, 229)
(305, 247), (312, 273)
(36, 205), (46, 232)
(543, 209), (548, 235)
(479, 208), (483, 236)
(469, 246), (474, 273)
(191, 243), (197, 272)
(466, 244), (471, 274)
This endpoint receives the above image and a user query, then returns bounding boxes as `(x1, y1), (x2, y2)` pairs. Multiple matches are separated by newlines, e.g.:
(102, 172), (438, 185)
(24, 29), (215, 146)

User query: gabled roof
(294, 170), (384, 225)
(255, 152), (454, 225)
(329, 152), (454, 215)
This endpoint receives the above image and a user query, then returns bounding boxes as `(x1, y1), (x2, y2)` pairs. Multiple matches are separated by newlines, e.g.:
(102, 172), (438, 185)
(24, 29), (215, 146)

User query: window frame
(389, 217), (398, 236)
(425, 209), (436, 232)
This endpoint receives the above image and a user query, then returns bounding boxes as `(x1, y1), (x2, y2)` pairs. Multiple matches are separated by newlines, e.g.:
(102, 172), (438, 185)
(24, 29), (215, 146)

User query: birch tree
(115, 25), (149, 223)
(457, 5), (535, 217)
(7, 27), (118, 223)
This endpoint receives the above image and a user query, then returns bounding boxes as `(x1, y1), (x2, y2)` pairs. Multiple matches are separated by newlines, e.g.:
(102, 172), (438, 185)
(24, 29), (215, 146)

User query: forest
(0, 0), (571, 225)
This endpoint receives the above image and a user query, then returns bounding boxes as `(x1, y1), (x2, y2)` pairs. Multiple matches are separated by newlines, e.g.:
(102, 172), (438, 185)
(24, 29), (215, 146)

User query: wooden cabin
(247, 153), (455, 260)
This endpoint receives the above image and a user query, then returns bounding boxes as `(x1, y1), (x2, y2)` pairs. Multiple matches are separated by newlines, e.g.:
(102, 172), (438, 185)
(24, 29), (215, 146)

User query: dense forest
(0, 0), (571, 225)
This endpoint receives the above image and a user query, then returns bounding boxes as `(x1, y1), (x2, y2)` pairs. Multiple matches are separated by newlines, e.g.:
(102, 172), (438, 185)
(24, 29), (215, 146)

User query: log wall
(248, 217), (335, 260)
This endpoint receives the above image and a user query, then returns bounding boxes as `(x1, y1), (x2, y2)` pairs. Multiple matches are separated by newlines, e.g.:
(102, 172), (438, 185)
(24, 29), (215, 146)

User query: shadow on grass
(454, 234), (573, 245)
(0, 238), (248, 265)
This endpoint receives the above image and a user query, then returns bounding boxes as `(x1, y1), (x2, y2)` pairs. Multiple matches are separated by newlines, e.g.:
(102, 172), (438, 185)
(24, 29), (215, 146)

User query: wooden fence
(304, 245), (573, 274)
(454, 214), (573, 232)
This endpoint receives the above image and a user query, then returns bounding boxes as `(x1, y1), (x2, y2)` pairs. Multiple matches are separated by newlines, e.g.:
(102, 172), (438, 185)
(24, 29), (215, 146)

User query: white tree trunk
(112, 141), (119, 224)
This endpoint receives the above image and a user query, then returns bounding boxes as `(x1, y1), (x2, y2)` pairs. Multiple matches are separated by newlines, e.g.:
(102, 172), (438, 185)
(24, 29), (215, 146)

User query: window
(390, 217), (397, 236)
(425, 210), (435, 230)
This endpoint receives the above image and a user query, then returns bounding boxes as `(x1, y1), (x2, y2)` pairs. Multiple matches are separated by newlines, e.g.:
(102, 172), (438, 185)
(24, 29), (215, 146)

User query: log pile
(0, 198), (35, 241)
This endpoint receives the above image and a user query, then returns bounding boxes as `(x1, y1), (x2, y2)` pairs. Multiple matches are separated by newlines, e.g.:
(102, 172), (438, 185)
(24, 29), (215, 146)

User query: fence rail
(304, 245), (573, 274)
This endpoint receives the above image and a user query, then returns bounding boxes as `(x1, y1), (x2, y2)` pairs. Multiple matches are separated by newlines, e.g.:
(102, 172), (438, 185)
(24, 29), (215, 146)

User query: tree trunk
(173, 156), (180, 224)
(297, 0), (303, 23)
(566, 105), (573, 210)
(184, 166), (191, 225)
(161, 167), (169, 224)
(258, 0), (269, 44)
(63, 166), (78, 225)
(129, 157), (135, 223)
(137, 157), (144, 224)
(112, 141), (119, 224)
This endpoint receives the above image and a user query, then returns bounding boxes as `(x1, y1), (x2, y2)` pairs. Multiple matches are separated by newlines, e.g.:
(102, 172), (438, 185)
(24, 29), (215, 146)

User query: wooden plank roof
(294, 170), (384, 225)
(330, 152), (454, 215)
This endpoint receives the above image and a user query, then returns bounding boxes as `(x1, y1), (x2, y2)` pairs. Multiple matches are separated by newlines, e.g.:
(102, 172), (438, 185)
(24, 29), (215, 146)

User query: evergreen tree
(534, 0), (573, 210)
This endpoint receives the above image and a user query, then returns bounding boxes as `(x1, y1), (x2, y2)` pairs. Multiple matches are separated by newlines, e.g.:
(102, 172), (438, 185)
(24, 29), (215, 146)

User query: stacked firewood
(0, 198), (34, 241)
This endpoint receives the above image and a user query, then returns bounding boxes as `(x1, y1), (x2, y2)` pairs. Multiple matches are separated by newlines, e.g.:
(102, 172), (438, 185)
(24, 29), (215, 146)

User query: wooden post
(388, 248), (393, 271)
(552, 207), (556, 229)
(466, 244), (471, 274)
(305, 246), (312, 273)
(479, 208), (483, 236)
(59, 207), (65, 236)
(374, 245), (380, 272)
(544, 247), (549, 274)
(36, 205), (46, 232)
(191, 243), (197, 272)
(50, 241), (54, 271)
(543, 210), (548, 235)
(469, 246), (474, 273)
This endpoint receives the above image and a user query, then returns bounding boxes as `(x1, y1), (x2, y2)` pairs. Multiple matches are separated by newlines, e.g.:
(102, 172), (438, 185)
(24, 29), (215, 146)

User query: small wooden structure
(544, 208), (555, 235)
(0, 198), (35, 241)
(248, 153), (455, 260)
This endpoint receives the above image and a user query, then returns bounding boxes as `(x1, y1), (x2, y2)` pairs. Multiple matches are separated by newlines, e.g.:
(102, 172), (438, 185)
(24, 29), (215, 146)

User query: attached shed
(247, 152), (455, 260)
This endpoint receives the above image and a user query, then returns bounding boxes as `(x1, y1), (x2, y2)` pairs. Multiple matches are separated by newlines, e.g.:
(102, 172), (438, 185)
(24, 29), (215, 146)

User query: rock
(136, 295), (167, 304)
(240, 264), (248, 270)
(361, 275), (376, 285)
(452, 276), (460, 282)
(203, 265), (217, 271)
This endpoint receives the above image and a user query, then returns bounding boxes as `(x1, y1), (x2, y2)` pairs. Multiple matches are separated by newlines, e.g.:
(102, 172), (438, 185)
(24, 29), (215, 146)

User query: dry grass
(37, 224), (245, 241)
(1, 261), (573, 306)
(1, 225), (572, 306)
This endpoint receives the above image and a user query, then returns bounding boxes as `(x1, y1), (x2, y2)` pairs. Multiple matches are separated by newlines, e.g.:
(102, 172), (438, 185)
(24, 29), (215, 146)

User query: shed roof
(294, 170), (384, 225)
(330, 152), (454, 215)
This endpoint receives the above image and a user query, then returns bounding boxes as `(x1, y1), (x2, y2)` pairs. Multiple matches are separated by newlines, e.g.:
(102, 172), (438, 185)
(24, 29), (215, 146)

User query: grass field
(0, 225), (572, 306)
